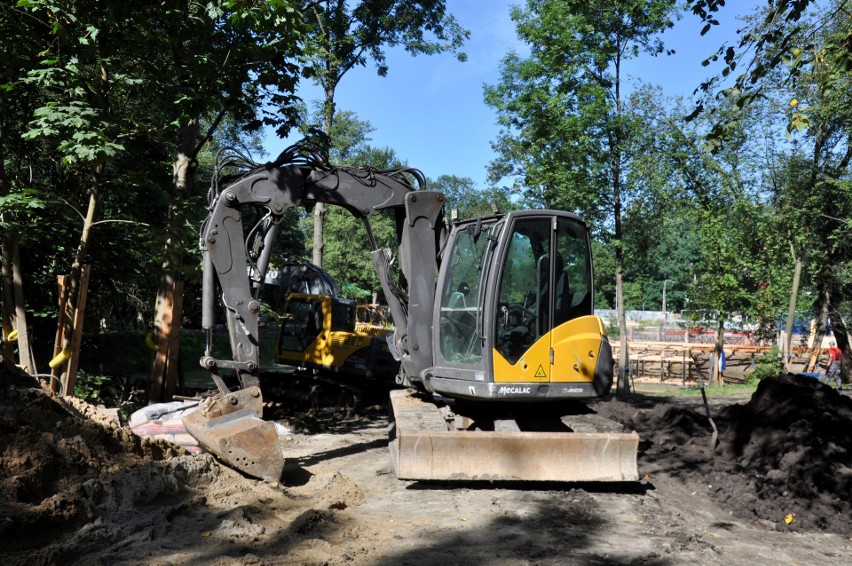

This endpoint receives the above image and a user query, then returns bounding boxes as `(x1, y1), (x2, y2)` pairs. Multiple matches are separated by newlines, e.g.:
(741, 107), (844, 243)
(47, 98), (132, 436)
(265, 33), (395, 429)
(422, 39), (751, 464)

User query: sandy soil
(2, 354), (851, 565)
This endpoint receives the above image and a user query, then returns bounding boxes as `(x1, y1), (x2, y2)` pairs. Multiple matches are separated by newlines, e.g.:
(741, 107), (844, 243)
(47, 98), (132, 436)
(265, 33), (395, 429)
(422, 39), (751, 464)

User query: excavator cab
(426, 210), (613, 401)
(390, 213), (634, 482)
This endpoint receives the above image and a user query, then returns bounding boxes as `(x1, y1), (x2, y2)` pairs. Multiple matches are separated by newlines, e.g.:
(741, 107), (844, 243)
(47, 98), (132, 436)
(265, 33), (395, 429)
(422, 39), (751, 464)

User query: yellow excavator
(276, 292), (398, 379)
(183, 144), (638, 483)
(268, 259), (398, 378)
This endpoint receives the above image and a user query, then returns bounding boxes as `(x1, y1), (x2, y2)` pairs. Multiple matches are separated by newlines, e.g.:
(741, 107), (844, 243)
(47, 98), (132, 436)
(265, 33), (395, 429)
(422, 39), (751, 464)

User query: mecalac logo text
(497, 386), (531, 395)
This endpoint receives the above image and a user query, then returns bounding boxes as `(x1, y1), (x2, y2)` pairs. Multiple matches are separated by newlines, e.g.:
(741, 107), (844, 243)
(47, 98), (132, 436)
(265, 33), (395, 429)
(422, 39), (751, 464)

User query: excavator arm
(200, 161), (444, 389)
(184, 149), (445, 480)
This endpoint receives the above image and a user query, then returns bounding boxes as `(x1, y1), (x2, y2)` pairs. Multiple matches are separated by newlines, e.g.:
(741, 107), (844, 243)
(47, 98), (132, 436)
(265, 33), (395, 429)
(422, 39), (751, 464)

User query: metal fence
(595, 310), (779, 346)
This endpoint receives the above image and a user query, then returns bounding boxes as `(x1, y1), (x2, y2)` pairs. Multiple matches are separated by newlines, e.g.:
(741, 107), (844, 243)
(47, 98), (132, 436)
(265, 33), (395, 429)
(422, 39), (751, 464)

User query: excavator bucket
(182, 385), (284, 482)
(389, 390), (639, 482)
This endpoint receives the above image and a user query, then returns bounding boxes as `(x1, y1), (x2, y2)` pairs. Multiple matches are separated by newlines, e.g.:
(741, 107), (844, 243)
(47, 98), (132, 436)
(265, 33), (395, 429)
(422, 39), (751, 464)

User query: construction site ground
(2, 353), (852, 566)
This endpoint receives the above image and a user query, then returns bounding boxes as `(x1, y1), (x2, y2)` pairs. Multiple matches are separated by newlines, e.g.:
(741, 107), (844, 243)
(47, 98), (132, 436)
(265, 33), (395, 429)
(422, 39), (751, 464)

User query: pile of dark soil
(3, 352), (384, 566)
(599, 374), (852, 535)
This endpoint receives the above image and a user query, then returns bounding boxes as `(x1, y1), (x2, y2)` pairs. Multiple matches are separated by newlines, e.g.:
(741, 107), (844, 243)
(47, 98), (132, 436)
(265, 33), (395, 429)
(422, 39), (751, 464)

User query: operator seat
(552, 256), (573, 326)
(538, 252), (572, 332)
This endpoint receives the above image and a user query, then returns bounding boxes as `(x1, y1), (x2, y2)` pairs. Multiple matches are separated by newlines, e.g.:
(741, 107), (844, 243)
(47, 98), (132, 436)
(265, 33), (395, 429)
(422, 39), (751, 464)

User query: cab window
(438, 220), (499, 364)
(278, 298), (323, 352)
(494, 219), (550, 364)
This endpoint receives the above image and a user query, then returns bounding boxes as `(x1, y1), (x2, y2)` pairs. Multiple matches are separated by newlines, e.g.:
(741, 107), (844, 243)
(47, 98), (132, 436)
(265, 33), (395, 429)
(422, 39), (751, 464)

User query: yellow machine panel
(492, 315), (607, 383)
(277, 293), (398, 379)
(549, 315), (608, 382)
(492, 334), (551, 383)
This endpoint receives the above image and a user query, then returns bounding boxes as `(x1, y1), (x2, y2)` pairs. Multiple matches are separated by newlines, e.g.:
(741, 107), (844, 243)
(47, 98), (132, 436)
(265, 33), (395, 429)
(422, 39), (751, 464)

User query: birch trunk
(311, 88), (336, 268)
(784, 250), (803, 370)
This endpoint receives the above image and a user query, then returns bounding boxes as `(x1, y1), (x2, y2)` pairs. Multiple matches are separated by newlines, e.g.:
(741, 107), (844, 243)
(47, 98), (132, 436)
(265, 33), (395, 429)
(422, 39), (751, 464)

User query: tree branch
(89, 219), (151, 228)
(194, 107), (228, 158)
(55, 197), (86, 223)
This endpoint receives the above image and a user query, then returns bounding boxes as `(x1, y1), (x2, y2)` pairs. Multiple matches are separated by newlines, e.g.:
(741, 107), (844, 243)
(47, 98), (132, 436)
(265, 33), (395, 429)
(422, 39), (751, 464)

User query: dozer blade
(182, 386), (284, 482)
(389, 390), (639, 482)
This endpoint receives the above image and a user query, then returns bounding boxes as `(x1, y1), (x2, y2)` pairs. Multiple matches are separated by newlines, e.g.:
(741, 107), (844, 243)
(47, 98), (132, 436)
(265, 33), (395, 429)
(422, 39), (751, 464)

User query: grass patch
(684, 384), (756, 396)
(638, 383), (757, 397)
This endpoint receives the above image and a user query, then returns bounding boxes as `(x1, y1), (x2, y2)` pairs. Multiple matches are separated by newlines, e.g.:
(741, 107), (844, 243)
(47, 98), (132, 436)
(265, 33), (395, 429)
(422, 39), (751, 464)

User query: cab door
(547, 216), (599, 383)
(491, 213), (595, 383)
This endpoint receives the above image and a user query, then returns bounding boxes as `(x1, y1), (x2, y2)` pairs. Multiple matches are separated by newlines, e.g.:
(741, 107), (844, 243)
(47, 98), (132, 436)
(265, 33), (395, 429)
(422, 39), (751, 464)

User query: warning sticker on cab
(534, 365), (547, 378)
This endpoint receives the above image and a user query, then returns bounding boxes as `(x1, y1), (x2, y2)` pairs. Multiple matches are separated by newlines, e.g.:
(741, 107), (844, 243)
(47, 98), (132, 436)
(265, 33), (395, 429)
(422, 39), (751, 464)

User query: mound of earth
(0, 355), (185, 547)
(4, 350), (851, 564)
(597, 373), (852, 535)
(0, 356), (374, 565)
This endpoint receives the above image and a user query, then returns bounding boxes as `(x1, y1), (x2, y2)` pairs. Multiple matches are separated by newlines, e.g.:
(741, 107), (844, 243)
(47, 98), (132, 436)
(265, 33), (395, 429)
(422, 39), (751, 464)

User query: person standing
(820, 340), (843, 390)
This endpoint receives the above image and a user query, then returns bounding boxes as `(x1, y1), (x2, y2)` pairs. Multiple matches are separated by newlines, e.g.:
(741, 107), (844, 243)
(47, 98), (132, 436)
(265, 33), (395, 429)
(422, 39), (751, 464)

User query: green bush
(607, 321), (620, 340)
(75, 370), (146, 424)
(747, 347), (784, 385)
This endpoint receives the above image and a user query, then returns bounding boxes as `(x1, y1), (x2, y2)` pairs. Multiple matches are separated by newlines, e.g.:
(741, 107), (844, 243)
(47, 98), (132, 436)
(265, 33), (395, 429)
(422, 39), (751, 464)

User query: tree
(782, 8), (852, 367)
(3, 5), (173, 350)
(611, 79), (791, 384)
(17, 0), (159, 387)
(10, 1), (306, 394)
(621, 202), (701, 313)
(300, 0), (468, 268)
(146, 1), (306, 387)
(697, 1), (852, 377)
(0, 1), (48, 366)
(688, 0), (852, 139)
(484, 0), (678, 394)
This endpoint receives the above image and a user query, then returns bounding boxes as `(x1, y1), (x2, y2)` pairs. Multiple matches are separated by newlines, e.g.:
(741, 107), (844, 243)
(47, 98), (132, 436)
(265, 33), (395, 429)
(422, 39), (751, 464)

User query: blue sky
(263, 0), (760, 188)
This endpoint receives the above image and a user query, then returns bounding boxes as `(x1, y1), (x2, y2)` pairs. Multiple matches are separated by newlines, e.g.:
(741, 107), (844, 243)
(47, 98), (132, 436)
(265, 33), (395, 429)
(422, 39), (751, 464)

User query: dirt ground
(2, 353), (851, 565)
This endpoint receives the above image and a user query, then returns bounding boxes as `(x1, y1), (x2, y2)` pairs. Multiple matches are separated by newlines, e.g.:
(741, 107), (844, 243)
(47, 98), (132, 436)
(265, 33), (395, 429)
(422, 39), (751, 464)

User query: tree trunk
(612, 47), (629, 396)
(616, 263), (629, 394)
(61, 166), (102, 346)
(153, 120), (198, 337)
(1, 234), (14, 360)
(311, 205), (326, 267)
(0, 86), (14, 359)
(784, 248), (802, 371)
(833, 315), (849, 386)
(613, 162), (627, 394)
(151, 119), (198, 396)
(614, 176), (628, 394)
(810, 280), (832, 362)
(10, 238), (34, 373)
(311, 88), (336, 268)
(713, 318), (725, 387)
(51, 159), (104, 391)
